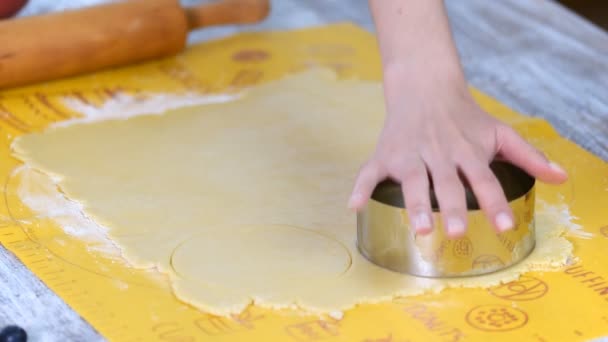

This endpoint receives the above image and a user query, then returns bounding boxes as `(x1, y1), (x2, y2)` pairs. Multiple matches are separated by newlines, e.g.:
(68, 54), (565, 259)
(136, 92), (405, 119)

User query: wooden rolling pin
(0, 0), (270, 89)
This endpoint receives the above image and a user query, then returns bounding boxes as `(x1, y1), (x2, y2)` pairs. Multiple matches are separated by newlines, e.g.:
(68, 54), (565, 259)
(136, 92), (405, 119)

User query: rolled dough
(12, 69), (573, 315)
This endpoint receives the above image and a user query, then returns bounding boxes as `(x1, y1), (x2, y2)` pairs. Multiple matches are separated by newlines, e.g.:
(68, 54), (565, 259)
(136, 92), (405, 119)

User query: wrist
(382, 60), (468, 94)
(380, 61), (473, 121)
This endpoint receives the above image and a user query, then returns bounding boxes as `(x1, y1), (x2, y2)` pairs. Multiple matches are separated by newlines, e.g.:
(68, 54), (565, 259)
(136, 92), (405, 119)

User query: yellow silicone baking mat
(1, 24), (607, 341)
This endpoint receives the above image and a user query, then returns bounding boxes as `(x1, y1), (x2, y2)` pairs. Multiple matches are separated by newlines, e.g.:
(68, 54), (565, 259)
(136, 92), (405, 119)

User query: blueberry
(0, 325), (27, 342)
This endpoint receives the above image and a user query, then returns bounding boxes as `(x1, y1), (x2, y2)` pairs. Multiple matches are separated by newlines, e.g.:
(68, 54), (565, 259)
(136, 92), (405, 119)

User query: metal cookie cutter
(357, 161), (536, 278)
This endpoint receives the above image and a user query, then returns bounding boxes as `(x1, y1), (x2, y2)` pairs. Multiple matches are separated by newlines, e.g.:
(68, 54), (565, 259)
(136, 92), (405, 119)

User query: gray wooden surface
(2, 0), (608, 341)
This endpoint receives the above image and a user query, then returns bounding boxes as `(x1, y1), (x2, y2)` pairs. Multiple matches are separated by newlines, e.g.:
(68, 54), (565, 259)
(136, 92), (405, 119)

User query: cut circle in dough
(170, 224), (352, 291)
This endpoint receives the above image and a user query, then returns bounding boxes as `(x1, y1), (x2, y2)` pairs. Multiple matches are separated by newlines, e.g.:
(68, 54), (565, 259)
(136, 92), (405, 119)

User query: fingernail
(447, 217), (465, 236)
(413, 213), (432, 232)
(348, 193), (363, 209)
(549, 161), (566, 174)
(496, 212), (514, 232)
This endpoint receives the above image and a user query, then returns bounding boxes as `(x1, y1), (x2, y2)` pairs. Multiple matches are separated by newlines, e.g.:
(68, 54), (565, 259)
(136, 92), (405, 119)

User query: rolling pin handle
(185, 0), (270, 30)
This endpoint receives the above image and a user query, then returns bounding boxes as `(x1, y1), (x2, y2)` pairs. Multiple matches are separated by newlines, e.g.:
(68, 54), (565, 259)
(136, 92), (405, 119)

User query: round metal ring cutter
(357, 161), (536, 278)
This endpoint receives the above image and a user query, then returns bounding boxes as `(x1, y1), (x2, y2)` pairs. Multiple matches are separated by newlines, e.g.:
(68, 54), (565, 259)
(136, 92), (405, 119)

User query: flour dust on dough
(12, 69), (573, 315)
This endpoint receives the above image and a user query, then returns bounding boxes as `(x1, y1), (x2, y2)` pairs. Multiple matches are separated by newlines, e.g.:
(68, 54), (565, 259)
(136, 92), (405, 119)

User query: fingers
(460, 162), (514, 233)
(348, 162), (386, 211)
(349, 158), (434, 235)
(497, 126), (568, 184)
(427, 161), (467, 238)
(398, 160), (433, 235)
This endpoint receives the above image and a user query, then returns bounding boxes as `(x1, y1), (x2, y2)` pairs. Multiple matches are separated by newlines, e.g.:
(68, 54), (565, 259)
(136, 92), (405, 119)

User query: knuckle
(458, 143), (483, 161)
(384, 157), (405, 171)
(497, 123), (516, 136)
(471, 170), (498, 189)
(432, 171), (459, 187)
(401, 166), (426, 183)
(434, 184), (466, 209)
(448, 198), (468, 212)
(384, 155), (416, 172)
(419, 134), (447, 156)
(405, 201), (430, 214)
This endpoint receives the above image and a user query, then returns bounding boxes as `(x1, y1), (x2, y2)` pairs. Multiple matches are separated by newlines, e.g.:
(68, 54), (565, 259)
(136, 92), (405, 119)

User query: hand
(348, 72), (568, 238)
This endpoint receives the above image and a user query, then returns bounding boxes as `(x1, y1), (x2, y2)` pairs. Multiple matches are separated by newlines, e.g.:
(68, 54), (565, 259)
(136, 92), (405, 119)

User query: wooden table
(2, 0), (607, 340)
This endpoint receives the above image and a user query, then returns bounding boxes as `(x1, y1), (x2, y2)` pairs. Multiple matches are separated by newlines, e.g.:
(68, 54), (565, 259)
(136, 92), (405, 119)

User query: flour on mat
(328, 311), (344, 320)
(538, 199), (592, 239)
(14, 165), (122, 259)
(59, 92), (239, 127)
(113, 279), (129, 291)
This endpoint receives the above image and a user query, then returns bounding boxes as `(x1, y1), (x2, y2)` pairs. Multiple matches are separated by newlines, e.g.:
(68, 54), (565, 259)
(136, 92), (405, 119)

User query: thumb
(496, 125), (568, 184)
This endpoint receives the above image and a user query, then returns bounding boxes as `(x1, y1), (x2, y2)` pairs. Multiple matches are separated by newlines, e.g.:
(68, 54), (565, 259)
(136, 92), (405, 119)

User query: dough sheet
(12, 70), (573, 315)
